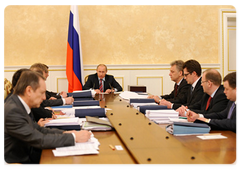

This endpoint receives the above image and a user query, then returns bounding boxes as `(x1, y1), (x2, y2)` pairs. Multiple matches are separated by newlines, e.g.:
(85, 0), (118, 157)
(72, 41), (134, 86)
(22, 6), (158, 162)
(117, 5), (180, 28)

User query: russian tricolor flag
(66, 5), (83, 92)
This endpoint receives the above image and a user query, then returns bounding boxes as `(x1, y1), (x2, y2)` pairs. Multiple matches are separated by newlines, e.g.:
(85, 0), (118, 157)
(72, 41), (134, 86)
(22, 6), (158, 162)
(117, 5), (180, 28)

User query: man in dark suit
(177, 69), (229, 116)
(4, 70), (91, 163)
(187, 72), (236, 132)
(30, 63), (74, 107)
(149, 60), (190, 105)
(159, 59), (204, 110)
(83, 64), (122, 93)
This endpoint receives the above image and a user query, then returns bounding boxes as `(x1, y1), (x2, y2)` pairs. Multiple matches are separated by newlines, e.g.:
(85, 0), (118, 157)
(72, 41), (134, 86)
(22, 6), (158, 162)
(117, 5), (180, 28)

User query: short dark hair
(12, 68), (30, 88)
(13, 70), (45, 96)
(203, 69), (222, 86)
(183, 59), (202, 77)
(223, 72), (236, 89)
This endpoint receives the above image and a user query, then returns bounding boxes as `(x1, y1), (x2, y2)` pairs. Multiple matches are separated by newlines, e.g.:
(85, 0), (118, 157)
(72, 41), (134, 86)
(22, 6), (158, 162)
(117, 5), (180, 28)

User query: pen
(109, 144), (115, 150)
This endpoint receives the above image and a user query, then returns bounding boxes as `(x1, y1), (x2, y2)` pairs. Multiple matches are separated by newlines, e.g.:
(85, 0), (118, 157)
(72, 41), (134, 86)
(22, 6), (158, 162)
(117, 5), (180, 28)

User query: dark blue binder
(73, 100), (99, 107)
(68, 91), (92, 98)
(46, 125), (81, 131)
(75, 108), (106, 118)
(139, 105), (168, 114)
(130, 98), (155, 103)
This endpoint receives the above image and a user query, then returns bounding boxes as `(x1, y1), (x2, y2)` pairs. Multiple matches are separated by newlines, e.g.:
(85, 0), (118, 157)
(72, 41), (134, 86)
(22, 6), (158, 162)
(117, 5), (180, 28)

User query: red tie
(205, 96), (212, 110)
(174, 84), (178, 97)
(99, 79), (103, 92)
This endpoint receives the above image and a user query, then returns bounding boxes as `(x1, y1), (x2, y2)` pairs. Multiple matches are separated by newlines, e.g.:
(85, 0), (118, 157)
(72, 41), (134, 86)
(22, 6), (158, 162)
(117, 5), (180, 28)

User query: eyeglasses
(201, 81), (208, 84)
(183, 73), (191, 77)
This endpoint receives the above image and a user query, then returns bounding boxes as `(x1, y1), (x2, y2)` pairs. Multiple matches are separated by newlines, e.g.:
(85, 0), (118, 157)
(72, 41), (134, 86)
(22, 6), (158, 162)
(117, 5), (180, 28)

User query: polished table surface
(40, 93), (236, 164)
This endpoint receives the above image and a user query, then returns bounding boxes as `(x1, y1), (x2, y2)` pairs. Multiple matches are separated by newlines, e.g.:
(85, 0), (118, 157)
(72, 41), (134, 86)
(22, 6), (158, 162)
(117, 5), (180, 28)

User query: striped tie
(99, 79), (103, 92)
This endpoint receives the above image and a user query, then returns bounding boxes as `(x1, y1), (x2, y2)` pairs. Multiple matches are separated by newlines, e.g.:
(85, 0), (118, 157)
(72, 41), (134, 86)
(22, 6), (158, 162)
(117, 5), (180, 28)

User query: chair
(4, 78), (12, 99)
(84, 75), (89, 83)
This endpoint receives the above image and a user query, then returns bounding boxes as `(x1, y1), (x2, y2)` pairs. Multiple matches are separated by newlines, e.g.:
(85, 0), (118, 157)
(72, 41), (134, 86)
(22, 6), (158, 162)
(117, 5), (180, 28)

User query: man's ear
(179, 70), (183, 76)
(25, 86), (32, 97)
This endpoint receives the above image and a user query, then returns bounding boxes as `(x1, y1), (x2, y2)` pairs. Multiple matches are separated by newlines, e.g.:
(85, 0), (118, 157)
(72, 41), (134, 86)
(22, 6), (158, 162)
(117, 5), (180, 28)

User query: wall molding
(4, 63), (221, 95)
(4, 63), (221, 72)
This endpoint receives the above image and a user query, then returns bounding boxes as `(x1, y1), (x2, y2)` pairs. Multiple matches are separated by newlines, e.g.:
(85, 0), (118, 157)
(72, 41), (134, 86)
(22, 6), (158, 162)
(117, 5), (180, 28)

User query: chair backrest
(4, 78), (12, 99)
(84, 75), (89, 83)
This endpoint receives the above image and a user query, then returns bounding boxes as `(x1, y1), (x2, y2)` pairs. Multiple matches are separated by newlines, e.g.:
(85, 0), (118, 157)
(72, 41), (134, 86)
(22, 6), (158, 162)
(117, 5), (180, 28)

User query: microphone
(109, 83), (114, 93)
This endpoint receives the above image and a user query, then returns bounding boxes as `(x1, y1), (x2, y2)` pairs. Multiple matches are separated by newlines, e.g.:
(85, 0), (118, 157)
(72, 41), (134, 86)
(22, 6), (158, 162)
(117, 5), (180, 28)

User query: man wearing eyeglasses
(176, 69), (228, 116)
(187, 72), (236, 132)
(159, 59), (204, 110)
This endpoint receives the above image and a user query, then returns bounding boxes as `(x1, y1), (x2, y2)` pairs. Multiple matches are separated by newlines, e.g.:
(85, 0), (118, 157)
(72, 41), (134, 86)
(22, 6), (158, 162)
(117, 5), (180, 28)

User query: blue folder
(51, 105), (73, 109)
(130, 98), (155, 103)
(73, 100), (99, 107)
(75, 108), (106, 118)
(139, 105), (168, 114)
(168, 122), (211, 135)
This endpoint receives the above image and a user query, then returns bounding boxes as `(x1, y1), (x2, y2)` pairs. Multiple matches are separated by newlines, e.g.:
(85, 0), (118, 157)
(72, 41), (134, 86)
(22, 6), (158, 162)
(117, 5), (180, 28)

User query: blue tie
(227, 102), (235, 119)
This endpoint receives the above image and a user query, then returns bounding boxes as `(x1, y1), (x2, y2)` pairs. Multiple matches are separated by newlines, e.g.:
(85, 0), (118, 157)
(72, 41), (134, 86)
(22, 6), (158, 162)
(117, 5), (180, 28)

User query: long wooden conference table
(40, 93), (236, 164)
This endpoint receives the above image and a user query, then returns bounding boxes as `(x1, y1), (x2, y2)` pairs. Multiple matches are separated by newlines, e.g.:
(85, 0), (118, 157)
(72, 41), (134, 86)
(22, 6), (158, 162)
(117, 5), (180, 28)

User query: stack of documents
(138, 105), (168, 114)
(166, 122), (211, 136)
(145, 109), (179, 124)
(129, 98), (157, 108)
(119, 91), (149, 100)
(44, 117), (81, 130)
(52, 132), (100, 157)
(51, 106), (106, 119)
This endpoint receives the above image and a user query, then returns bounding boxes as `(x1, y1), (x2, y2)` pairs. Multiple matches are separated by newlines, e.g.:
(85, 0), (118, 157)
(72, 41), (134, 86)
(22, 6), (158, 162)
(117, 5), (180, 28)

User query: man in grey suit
(4, 70), (91, 163)
(187, 72), (236, 132)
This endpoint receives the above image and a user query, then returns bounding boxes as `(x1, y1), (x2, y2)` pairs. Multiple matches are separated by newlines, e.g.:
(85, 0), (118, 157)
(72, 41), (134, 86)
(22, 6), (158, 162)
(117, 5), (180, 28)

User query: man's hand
(105, 89), (114, 94)
(60, 91), (68, 98)
(73, 130), (91, 143)
(186, 110), (199, 122)
(94, 89), (101, 94)
(176, 105), (188, 116)
(37, 118), (51, 127)
(159, 99), (172, 109)
(65, 97), (74, 105)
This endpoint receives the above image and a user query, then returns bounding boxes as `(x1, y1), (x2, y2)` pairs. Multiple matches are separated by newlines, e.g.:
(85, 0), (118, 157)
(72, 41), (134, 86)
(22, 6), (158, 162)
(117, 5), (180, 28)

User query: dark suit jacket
(40, 98), (63, 107)
(4, 94), (75, 163)
(161, 78), (190, 104)
(83, 73), (122, 92)
(203, 101), (236, 132)
(173, 77), (204, 110)
(46, 90), (61, 100)
(188, 85), (228, 114)
(5, 92), (54, 122)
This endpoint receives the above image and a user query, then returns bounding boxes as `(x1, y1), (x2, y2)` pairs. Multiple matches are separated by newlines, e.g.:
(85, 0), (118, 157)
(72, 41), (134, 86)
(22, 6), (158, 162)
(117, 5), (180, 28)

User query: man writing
(149, 60), (190, 105)
(187, 72), (236, 132)
(5, 70), (91, 163)
(177, 69), (228, 116)
(83, 64), (122, 94)
(158, 59), (204, 110)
